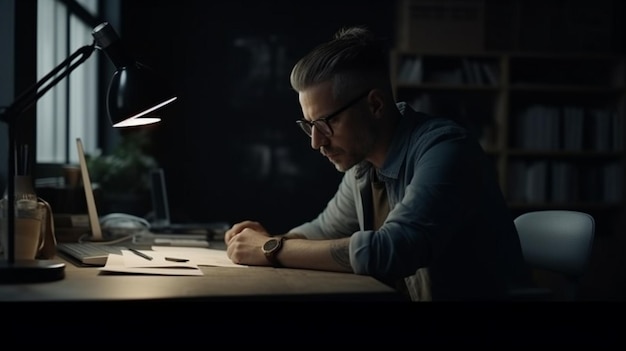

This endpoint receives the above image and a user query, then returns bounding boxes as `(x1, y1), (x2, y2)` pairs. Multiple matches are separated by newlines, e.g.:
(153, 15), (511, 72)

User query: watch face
(263, 239), (279, 252)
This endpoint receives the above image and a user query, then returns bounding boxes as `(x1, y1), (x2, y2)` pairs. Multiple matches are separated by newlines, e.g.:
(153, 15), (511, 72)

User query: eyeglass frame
(296, 90), (370, 137)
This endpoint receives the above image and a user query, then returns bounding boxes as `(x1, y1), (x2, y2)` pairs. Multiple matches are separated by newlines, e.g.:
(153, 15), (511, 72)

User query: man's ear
(367, 89), (385, 119)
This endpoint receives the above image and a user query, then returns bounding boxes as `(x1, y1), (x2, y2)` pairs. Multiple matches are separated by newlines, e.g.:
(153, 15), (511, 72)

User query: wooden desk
(0, 255), (403, 302)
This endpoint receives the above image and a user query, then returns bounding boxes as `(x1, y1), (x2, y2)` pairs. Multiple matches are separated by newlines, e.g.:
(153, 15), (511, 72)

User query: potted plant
(86, 130), (157, 215)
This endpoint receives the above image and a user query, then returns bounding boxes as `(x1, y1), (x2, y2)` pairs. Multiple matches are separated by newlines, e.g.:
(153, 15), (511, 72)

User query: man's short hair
(290, 26), (390, 99)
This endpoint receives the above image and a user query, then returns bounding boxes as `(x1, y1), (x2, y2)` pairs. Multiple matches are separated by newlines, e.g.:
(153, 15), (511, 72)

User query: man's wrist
(262, 236), (286, 267)
(282, 233), (306, 240)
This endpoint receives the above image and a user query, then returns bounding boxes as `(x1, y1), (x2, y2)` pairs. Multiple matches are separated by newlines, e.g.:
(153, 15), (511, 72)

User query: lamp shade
(92, 22), (177, 128)
(107, 62), (177, 127)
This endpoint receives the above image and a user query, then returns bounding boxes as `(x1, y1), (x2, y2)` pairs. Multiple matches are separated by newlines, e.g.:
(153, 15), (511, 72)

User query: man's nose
(310, 126), (328, 149)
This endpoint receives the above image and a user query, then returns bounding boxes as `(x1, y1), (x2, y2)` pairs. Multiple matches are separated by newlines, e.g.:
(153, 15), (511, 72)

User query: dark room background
(116, 0), (396, 234)
(2, 0), (625, 299)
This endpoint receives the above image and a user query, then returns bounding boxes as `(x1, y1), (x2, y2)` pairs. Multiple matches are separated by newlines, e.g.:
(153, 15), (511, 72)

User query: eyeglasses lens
(313, 121), (332, 137)
(298, 120), (332, 137)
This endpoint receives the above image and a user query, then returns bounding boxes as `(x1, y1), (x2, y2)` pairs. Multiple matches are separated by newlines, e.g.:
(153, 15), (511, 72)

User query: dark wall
(117, 0), (396, 233)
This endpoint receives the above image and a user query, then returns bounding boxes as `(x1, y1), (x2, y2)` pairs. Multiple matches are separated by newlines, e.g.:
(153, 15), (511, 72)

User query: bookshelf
(391, 50), (626, 230)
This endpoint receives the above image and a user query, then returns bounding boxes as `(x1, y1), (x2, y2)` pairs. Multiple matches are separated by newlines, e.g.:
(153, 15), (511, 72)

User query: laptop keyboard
(56, 242), (126, 266)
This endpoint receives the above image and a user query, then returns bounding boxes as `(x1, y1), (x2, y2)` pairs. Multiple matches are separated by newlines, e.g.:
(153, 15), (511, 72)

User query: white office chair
(513, 210), (595, 301)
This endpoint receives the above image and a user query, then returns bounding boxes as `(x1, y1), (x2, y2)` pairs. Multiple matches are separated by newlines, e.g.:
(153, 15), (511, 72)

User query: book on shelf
(562, 105), (585, 151)
(397, 56), (422, 84)
(516, 104), (560, 150)
(550, 161), (578, 203)
(590, 108), (613, 152)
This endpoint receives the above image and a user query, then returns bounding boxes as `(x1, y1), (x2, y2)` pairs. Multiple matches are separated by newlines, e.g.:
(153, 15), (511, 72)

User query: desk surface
(1, 252), (402, 302)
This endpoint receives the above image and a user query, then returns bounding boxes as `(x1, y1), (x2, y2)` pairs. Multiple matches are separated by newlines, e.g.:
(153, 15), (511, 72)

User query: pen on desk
(165, 257), (189, 262)
(128, 248), (153, 261)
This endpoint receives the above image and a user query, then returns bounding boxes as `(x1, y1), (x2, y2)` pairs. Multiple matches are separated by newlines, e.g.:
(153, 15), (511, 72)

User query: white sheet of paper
(151, 246), (247, 268)
(99, 253), (204, 276)
(121, 249), (199, 268)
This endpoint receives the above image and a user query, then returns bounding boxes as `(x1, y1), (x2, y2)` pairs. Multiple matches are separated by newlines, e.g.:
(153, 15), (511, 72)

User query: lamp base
(0, 259), (65, 283)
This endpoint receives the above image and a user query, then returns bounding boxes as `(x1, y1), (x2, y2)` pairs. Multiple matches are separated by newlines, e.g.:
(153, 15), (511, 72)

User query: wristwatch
(262, 236), (286, 267)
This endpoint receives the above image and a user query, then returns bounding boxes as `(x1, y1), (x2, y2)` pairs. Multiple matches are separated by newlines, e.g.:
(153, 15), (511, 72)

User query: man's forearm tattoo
(330, 240), (352, 271)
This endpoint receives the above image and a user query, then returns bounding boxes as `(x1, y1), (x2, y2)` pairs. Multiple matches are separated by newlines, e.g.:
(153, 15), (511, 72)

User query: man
(225, 26), (531, 300)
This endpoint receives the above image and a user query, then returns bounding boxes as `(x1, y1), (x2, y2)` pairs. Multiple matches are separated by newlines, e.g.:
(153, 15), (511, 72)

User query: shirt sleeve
(288, 170), (361, 239)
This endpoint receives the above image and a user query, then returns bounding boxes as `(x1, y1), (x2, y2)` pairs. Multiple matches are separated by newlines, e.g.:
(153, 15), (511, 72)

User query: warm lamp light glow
(106, 62), (176, 127)
(112, 96), (177, 127)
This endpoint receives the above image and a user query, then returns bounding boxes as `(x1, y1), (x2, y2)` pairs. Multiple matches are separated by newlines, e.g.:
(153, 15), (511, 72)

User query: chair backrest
(514, 210), (595, 300)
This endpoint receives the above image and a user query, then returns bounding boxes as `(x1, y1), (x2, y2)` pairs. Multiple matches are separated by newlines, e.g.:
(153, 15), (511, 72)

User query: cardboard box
(396, 0), (485, 53)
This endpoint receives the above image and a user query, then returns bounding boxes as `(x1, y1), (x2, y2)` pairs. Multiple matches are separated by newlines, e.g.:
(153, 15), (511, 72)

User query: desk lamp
(0, 22), (177, 283)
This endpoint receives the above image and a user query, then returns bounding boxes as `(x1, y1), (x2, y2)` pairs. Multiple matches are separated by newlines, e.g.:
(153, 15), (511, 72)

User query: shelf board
(508, 202), (621, 211)
(395, 83), (499, 91)
(507, 150), (624, 158)
(509, 85), (623, 93)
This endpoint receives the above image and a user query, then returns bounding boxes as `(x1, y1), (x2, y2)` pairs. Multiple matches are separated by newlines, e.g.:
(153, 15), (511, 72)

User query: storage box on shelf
(395, 0), (486, 53)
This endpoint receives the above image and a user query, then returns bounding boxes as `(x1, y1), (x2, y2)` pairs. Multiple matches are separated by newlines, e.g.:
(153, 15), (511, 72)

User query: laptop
(56, 138), (128, 266)
(148, 168), (229, 240)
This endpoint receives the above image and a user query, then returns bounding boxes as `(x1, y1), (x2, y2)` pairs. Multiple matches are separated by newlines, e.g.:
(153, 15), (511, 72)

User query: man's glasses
(296, 91), (370, 137)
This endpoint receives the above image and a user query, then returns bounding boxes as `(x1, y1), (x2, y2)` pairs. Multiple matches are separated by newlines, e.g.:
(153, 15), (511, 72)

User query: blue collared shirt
(289, 102), (530, 300)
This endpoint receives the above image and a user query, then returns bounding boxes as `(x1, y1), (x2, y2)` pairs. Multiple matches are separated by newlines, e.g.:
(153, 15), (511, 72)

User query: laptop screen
(76, 137), (104, 241)
(147, 167), (230, 239)
(150, 168), (171, 228)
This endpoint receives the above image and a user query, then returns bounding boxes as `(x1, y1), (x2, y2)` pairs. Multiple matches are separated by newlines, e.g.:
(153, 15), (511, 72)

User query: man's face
(298, 82), (376, 172)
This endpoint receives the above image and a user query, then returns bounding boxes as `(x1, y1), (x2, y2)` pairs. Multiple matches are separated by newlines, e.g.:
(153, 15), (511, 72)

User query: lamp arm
(1, 42), (96, 263)
(1, 42), (96, 124)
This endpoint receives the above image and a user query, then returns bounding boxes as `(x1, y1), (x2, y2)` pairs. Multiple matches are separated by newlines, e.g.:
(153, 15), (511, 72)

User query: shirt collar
(354, 102), (423, 180)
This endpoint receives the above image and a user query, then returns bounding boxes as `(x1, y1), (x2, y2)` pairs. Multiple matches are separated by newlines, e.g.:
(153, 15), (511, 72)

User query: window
(36, 0), (99, 164)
